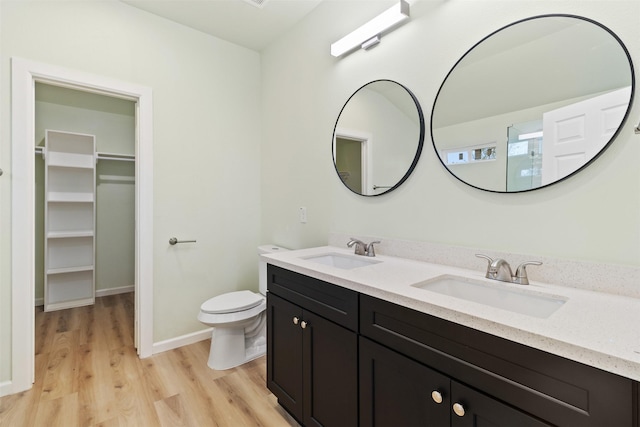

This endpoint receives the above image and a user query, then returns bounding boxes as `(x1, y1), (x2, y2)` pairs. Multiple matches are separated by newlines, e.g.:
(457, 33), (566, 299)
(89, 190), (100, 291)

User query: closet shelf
(47, 265), (94, 275)
(44, 129), (96, 312)
(47, 230), (94, 239)
(45, 297), (95, 312)
(48, 152), (94, 168)
(47, 192), (94, 203)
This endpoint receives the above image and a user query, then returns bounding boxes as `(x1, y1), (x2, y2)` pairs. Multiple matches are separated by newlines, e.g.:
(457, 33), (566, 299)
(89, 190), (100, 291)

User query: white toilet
(197, 245), (288, 370)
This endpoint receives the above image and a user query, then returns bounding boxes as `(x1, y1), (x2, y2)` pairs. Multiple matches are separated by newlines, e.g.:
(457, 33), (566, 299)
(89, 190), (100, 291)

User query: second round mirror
(431, 14), (634, 192)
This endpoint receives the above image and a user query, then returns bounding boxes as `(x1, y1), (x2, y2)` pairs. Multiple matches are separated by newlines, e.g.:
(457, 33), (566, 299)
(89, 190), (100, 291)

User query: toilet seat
(200, 290), (263, 314)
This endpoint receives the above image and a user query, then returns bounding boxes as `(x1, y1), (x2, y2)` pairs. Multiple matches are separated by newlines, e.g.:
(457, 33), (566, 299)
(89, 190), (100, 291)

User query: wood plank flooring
(0, 293), (298, 427)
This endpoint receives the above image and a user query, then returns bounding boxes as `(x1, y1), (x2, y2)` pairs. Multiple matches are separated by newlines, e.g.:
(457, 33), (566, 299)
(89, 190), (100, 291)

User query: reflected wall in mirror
(333, 80), (425, 196)
(431, 14), (635, 193)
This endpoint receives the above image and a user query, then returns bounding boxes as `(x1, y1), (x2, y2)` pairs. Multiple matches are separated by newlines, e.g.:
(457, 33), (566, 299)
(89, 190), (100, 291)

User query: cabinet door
(303, 310), (358, 427)
(267, 293), (304, 422)
(360, 337), (450, 427)
(450, 381), (551, 427)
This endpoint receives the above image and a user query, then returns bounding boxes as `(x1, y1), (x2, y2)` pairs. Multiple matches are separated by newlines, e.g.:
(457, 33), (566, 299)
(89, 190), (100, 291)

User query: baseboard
(34, 285), (134, 307)
(0, 380), (14, 398)
(96, 285), (134, 298)
(152, 328), (212, 355)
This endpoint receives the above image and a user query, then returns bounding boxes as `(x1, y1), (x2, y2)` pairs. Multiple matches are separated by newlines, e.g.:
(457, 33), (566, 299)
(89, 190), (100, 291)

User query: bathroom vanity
(265, 247), (640, 427)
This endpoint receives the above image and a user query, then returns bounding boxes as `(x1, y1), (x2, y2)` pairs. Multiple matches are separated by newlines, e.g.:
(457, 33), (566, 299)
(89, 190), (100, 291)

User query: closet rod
(96, 152), (135, 162)
(97, 156), (135, 162)
(33, 148), (136, 161)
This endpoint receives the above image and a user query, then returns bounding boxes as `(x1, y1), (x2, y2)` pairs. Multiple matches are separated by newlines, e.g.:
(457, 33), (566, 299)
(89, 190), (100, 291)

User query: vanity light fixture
(330, 0), (410, 57)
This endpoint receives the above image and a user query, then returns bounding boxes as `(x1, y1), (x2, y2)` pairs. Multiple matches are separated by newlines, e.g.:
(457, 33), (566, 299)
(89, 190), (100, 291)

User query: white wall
(0, 0), (261, 383)
(260, 0), (640, 266)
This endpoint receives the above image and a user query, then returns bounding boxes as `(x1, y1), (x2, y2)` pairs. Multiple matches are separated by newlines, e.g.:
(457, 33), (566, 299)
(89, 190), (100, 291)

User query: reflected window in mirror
(431, 14), (635, 193)
(333, 80), (425, 196)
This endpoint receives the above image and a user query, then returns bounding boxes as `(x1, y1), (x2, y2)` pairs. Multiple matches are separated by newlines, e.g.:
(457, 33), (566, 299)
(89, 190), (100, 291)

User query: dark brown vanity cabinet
(360, 294), (636, 427)
(266, 265), (359, 427)
(267, 264), (637, 427)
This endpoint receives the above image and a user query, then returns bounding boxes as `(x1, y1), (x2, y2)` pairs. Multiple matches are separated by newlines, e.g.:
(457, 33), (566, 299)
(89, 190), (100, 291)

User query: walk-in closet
(34, 83), (136, 311)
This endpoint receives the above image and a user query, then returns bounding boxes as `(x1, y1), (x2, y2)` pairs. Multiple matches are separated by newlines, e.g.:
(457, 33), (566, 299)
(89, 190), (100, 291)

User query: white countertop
(262, 246), (640, 382)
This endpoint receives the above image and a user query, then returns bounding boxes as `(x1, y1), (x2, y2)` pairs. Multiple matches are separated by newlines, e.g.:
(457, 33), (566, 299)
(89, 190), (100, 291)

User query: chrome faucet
(347, 238), (381, 257)
(476, 254), (542, 285)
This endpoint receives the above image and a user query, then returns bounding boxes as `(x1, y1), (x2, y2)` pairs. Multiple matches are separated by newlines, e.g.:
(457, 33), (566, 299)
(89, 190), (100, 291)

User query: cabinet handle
(300, 321), (308, 329)
(431, 390), (443, 404)
(292, 316), (299, 325)
(453, 402), (465, 417)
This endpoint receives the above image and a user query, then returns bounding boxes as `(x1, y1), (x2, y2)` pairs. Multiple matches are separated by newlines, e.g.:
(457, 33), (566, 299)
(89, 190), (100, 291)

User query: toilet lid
(201, 290), (264, 314)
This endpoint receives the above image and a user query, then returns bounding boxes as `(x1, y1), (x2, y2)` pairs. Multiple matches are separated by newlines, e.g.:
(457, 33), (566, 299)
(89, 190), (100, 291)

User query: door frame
(10, 57), (154, 394)
(334, 127), (373, 195)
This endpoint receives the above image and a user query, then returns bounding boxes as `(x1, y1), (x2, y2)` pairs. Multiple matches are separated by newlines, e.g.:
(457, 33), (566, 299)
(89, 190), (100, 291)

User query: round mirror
(431, 15), (635, 192)
(333, 80), (425, 196)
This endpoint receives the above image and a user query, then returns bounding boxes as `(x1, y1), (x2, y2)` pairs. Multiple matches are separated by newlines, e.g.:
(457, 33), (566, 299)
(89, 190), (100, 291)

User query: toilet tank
(258, 245), (289, 295)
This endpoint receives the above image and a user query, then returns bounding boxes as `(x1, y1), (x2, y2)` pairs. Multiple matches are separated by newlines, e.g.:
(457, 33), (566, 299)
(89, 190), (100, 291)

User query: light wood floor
(0, 293), (298, 427)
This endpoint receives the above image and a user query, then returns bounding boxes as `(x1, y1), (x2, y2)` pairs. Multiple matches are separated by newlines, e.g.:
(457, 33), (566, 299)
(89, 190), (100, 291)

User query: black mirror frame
(332, 79), (426, 197)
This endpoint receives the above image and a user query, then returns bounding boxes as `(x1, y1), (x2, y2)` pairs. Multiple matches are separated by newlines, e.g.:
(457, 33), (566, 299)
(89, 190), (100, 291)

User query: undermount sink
(303, 253), (381, 270)
(413, 275), (566, 318)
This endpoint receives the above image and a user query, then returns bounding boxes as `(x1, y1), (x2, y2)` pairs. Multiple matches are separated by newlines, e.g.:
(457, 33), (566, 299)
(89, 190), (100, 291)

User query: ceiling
(121, 0), (323, 51)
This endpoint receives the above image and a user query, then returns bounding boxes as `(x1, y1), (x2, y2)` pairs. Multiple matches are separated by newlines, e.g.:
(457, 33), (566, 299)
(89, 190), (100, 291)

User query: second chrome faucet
(347, 238), (380, 257)
(476, 254), (542, 285)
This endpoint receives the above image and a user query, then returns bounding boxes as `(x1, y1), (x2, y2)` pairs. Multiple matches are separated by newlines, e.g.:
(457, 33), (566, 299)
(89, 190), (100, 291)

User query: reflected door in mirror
(336, 136), (364, 194)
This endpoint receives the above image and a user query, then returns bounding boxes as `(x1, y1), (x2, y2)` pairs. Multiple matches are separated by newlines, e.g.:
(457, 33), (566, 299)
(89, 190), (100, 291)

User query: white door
(541, 86), (631, 184)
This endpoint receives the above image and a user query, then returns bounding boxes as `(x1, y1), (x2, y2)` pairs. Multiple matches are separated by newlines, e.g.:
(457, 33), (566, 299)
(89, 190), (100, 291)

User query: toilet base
(207, 315), (266, 370)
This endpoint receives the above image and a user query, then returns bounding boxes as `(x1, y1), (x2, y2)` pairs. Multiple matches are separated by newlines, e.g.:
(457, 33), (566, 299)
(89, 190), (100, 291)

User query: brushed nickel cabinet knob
(453, 403), (465, 417)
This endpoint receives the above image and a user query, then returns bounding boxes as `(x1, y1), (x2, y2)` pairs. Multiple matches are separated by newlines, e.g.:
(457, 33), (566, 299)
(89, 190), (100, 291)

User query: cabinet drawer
(267, 264), (359, 331)
(360, 294), (634, 427)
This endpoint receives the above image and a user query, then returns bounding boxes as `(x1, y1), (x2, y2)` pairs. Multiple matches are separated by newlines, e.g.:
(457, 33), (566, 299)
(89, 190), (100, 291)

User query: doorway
(335, 137), (364, 194)
(10, 58), (154, 394)
(334, 129), (372, 195)
(35, 83), (136, 311)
